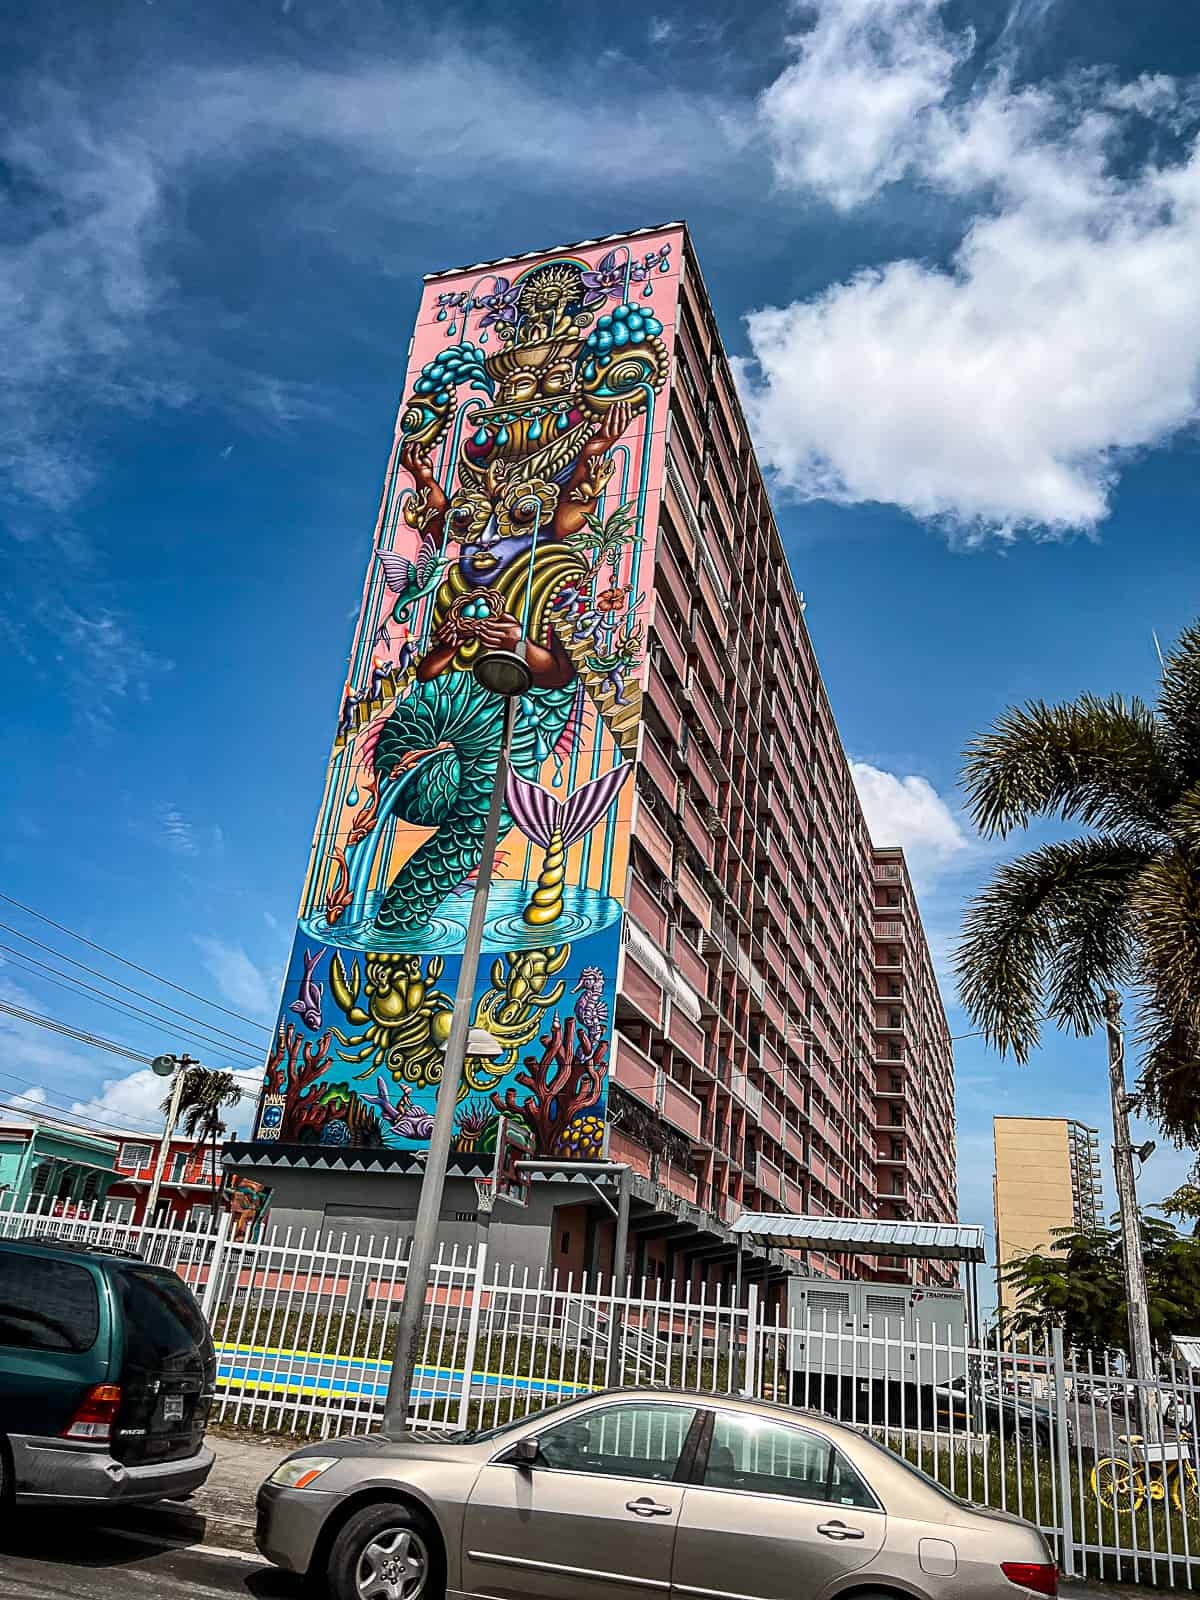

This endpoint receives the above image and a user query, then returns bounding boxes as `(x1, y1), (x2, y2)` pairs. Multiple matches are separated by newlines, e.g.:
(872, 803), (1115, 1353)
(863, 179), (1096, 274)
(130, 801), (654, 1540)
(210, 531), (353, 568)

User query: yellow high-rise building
(993, 1117), (1103, 1315)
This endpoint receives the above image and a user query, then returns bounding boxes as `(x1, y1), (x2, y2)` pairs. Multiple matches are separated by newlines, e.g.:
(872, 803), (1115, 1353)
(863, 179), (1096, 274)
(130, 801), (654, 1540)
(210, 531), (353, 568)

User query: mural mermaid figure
(369, 260), (666, 939)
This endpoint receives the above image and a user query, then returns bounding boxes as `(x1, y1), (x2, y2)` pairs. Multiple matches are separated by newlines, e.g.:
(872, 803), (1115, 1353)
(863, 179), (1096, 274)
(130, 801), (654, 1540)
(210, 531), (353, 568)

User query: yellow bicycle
(1092, 1435), (1200, 1515)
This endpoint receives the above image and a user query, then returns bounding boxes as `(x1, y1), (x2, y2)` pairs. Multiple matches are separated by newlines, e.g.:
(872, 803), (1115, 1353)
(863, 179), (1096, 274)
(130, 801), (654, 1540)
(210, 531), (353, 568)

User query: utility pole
(380, 671), (524, 1440)
(1104, 991), (1156, 1398)
(146, 1054), (198, 1225)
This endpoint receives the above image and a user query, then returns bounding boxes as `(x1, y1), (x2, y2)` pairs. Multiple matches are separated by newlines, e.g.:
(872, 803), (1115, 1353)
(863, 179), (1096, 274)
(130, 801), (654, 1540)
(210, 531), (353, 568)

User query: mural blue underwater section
(253, 230), (682, 1163)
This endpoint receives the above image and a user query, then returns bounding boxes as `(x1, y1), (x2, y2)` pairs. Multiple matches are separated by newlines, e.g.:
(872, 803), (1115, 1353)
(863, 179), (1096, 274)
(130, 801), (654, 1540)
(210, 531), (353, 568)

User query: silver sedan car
(255, 1389), (1059, 1600)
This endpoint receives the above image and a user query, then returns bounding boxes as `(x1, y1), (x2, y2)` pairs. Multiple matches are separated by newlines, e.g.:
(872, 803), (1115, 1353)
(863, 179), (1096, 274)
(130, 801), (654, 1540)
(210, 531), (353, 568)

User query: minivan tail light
(1001, 1561), (1058, 1595)
(63, 1384), (122, 1441)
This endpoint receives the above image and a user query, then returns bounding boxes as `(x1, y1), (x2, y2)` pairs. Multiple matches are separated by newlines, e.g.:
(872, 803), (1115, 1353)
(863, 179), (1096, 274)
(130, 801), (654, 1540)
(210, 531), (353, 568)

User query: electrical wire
(0, 891), (274, 1034)
(0, 1073), (166, 1138)
(0, 1093), (165, 1143)
(0, 997), (152, 1066)
(0, 921), (268, 1054)
(0, 946), (264, 1067)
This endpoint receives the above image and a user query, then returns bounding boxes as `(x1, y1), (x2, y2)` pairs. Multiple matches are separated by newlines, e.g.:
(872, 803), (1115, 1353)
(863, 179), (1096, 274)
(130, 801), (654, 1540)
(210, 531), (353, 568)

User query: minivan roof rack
(2, 1235), (145, 1262)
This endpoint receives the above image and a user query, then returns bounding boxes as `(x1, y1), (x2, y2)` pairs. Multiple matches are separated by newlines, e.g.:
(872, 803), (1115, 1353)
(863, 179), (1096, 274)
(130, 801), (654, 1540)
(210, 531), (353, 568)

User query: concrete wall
(243, 1167), (597, 1275)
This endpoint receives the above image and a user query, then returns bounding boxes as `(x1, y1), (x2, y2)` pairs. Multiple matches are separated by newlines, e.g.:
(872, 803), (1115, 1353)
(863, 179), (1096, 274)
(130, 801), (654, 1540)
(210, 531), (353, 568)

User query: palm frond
(1132, 849), (1200, 1027)
(957, 836), (1148, 1059)
(1157, 621), (1200, 782)
(1169, 783), (1200, 858)
(1136, 1012), (1200, 1146)
(961, 695), (1175, 840)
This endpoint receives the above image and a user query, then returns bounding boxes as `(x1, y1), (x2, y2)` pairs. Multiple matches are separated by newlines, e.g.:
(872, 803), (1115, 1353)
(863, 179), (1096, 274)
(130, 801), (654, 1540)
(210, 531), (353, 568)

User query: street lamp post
(380, 649), (531, 1439)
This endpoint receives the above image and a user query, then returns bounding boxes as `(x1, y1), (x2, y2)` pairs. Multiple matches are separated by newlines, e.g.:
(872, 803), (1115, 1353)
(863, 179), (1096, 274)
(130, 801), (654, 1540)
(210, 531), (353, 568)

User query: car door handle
(626, 1497), (673, 1517)
(817, 1521), (866, 1540)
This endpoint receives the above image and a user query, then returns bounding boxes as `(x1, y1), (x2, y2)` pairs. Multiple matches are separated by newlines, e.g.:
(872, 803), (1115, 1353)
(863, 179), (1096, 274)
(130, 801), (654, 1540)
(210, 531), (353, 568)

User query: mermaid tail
(371, 673), (572, 936)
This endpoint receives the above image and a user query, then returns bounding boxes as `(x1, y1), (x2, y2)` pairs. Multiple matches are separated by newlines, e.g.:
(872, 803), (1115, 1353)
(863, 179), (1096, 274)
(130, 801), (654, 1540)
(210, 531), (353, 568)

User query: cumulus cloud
(4, 1084), (48, 1119)
(851, 761), (969, 889)
(742, 0), (1200, 539)
(760, 0), (971, 209)
(70, 1068), (167, 1133)
(195, 936), (276, 1021)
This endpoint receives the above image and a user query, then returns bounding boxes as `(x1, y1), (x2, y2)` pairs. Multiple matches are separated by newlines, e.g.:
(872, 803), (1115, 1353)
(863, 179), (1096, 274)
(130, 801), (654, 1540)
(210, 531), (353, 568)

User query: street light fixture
(473, 647), (532, 698)
(379, 651), (524, 1440)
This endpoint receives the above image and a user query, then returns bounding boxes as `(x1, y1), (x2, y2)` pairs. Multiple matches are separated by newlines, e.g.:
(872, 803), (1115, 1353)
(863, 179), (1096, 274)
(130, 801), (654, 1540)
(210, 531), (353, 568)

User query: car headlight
(269, 1455), (340, 1490)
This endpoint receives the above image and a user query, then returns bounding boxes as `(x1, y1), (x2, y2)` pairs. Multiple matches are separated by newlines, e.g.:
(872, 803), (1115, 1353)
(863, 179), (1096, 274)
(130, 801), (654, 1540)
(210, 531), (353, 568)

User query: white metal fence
(5, 1198), (1200, 1589)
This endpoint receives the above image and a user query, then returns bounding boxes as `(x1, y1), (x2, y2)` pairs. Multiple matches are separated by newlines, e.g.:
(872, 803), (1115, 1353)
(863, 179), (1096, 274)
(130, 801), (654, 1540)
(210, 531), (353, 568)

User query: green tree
(956, 621), (1200, 1145)
(162, 1067), (242, 1216)
(1004, 1214), (1200, 1356)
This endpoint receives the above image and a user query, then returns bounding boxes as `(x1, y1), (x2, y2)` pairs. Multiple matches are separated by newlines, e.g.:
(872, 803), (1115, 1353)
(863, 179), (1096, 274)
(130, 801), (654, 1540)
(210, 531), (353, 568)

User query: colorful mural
(254, 229), (682, 1164)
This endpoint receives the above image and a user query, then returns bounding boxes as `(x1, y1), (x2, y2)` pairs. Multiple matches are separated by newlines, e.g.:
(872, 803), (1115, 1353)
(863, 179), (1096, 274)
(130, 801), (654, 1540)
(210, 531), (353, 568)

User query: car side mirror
(512, 1437), (541, 1468)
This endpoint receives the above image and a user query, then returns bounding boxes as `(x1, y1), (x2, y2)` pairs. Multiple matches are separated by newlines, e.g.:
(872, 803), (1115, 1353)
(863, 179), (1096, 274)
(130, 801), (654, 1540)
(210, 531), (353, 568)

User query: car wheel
(327, 1501), (442, 1600)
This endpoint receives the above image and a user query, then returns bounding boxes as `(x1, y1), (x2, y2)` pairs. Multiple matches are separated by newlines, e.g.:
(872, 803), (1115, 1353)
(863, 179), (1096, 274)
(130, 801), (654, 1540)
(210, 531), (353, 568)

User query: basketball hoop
(474, 1179), (495, 1215)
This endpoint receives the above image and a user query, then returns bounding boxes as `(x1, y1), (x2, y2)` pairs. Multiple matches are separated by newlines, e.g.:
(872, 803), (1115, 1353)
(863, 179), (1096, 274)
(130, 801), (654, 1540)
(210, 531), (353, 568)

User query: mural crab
(329, 944), (571, 1095)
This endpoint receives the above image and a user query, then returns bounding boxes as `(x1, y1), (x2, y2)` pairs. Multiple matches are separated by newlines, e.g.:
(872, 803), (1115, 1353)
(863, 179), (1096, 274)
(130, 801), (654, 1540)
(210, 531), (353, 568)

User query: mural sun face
(255, 230), (682, 1166)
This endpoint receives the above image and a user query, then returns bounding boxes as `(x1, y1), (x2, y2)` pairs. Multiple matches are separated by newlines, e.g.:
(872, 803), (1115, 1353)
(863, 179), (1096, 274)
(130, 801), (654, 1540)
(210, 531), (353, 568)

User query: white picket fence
(5, 1198), (1200, 1589)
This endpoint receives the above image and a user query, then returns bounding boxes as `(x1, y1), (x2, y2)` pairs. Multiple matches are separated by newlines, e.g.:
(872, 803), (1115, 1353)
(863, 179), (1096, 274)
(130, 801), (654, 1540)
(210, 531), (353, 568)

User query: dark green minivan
(0, 1236), (215, 1507)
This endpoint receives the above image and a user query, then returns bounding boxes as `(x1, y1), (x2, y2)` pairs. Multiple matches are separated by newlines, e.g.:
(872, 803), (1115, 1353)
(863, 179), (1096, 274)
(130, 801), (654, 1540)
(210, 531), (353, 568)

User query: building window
(169, 1152), (189, 1183)
(119, 1141), (153, 1172)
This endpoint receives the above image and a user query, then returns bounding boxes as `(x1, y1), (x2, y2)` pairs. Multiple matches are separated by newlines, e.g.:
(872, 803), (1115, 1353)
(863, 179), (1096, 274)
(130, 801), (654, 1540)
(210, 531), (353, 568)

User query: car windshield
(447, 1395), (587, 1444)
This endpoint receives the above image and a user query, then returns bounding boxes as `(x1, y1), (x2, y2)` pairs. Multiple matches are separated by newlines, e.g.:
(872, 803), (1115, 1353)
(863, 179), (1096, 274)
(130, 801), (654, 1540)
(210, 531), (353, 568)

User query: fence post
(199, 1208), (233, 1324)
(742, 1284), (759, 1398)
(1050, 1326), (1075, 1578)
(455, 1240), (490, 1432)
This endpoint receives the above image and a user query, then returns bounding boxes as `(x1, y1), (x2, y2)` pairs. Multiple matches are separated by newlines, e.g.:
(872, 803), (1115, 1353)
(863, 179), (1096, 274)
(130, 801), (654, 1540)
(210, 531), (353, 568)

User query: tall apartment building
(235, 223), (957, 1295)
(993, 1117), (1103, 1313)
(870, 848), (957, 1283)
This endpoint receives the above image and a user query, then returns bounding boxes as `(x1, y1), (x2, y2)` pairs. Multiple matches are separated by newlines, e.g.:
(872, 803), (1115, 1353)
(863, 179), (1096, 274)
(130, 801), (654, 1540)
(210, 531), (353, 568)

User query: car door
(671, 1410), (885, 1600)
(462, 1400), (700, 1600)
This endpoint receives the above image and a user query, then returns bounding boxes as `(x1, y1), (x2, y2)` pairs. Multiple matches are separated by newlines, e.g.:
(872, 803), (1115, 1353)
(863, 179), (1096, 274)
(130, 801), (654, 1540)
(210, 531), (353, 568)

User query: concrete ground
(0, 1428), (1169, 1599)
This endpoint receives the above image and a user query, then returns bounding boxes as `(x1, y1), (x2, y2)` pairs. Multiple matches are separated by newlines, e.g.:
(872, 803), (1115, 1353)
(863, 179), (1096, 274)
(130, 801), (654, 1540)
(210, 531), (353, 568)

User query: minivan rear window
(116, 1268), (208, 1367)
(0, 1253), (100, 1353)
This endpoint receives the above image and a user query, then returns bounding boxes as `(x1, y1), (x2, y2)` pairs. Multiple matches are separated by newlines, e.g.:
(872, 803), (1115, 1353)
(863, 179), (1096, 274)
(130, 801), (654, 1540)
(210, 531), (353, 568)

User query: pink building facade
(232, 223), (957, 1294)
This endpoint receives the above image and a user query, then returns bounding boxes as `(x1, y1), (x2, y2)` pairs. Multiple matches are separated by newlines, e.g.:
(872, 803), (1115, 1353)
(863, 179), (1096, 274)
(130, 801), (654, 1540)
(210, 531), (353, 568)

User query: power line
(0, 921), (268, 1054)
(0, 1093), (164, 1144)
(0, 946), (263, 1067)
(0, 891), (274, 1035)
(0, 1072), (166, 1139)
(0, 997), (152, 1066)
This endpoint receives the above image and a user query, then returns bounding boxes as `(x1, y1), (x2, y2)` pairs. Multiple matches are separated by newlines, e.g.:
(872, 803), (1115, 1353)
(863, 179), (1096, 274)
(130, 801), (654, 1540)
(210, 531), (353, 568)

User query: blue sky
(2, 0), (1199, 1279)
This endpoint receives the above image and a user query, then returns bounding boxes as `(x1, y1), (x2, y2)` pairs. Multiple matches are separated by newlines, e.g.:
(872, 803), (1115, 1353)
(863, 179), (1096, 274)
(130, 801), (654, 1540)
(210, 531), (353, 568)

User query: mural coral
(253, 230), (682, 1161)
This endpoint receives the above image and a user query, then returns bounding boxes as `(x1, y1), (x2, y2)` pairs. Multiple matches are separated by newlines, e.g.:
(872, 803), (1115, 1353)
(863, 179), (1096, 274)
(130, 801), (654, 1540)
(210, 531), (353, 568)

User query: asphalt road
(0, 1502), (300, 1599)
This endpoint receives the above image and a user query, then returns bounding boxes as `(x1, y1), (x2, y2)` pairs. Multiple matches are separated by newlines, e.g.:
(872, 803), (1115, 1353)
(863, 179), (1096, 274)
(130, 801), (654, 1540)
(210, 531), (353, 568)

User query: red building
(106, 1132), (224, 1227)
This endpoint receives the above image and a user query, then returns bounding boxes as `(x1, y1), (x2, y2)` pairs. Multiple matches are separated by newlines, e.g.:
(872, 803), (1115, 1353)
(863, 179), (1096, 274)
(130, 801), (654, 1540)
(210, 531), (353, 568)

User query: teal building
(0, 1113), (120, 1211)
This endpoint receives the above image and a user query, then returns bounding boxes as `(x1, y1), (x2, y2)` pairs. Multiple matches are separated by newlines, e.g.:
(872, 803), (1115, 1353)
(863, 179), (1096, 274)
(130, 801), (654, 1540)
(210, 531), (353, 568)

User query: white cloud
(851, 761), (969, 889)
(742, 1), (1200, 539)
(71, 1068), (167, 1134)
(4, 1084), (47, 1119)
(157, 802), (197, 856)
(2, 52), (740, 523)
(760, 0), (971, 209)
(195, 936), (275, 1021)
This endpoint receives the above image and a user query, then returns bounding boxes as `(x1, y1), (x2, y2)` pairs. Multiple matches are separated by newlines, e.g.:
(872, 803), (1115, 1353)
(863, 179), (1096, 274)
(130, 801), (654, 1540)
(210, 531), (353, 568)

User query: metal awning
(1172, 1336), (1200, 1369)
(731, 1213), (986, 1263)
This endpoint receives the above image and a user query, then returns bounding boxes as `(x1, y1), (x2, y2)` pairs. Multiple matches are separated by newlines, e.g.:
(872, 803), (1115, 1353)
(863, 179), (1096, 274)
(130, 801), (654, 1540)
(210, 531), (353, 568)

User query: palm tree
(162, 1067), (243, 1219)
(956, 621), (1200, 1146)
